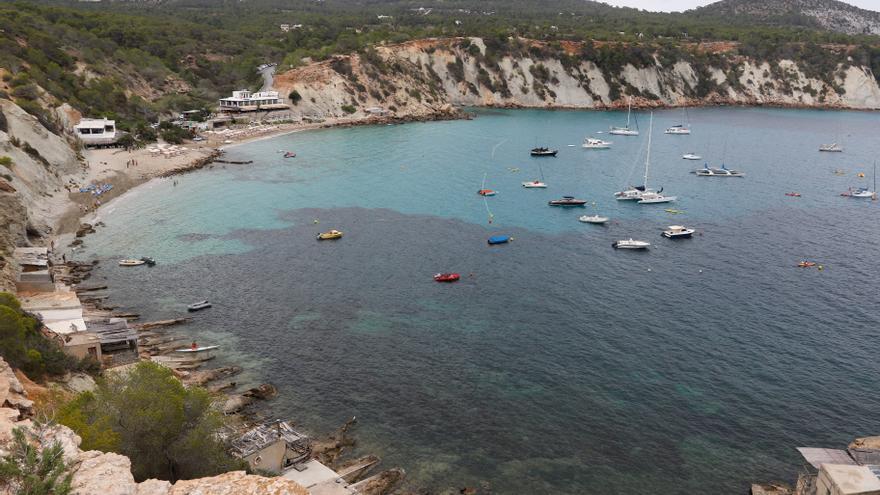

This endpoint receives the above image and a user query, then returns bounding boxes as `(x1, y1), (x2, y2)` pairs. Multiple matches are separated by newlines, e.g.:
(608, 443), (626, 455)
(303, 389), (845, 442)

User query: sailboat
(846, 162), (877, 198)
(523, 161), (548, 188)
(665, 108), (692, 135)
(635, 113), (676, 204)
(610, 100), (639, 136)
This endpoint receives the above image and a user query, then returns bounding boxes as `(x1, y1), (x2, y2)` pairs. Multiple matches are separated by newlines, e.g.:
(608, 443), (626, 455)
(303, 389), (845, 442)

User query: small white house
(74, 118), (119, 146)
(219, 90), (288, 112)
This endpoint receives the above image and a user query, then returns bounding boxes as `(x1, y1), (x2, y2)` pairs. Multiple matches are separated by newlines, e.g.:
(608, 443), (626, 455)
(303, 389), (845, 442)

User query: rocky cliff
(0, 357), (310, 495)
(695, 0), (880, 36)
(273, 37), (880, 121)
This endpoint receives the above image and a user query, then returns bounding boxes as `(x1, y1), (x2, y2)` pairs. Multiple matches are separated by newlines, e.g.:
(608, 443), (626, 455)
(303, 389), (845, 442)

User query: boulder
(222, 395), (255, 415)
(168, 471), (308, 495)
(135, 479), (172, 495)
(850, 436), (880, 450)
(71, 451), (138, 495)
(243, 383), (277, 400)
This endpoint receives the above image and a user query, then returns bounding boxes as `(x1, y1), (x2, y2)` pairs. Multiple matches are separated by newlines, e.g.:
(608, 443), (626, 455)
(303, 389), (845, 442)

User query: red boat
(284, 151), (296, 158)
(433, 273), (460, 282)
(477, 189), (497, 196)
(785, 192), (801, 197)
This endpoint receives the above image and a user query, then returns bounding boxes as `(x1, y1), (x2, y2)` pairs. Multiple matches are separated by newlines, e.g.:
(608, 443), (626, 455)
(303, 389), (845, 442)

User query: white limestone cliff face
(0, 357), (309, 495)
(272, 38), (880, 122)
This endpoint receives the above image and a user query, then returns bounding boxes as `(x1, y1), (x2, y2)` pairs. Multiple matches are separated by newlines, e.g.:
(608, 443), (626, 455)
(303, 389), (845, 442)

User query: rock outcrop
(273, 37), (880, 123)
(0, 357), (310, 495)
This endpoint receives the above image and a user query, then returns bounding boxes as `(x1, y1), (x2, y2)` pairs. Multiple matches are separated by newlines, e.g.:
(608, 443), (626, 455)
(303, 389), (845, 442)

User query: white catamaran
(614, 113), (677, 204)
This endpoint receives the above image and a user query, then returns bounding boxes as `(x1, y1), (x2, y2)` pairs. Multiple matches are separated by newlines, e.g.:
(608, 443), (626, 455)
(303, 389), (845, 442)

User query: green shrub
(288, 90), (302, 104)
(0, 156), (12, 169)
(340, 104), (356, 114)
(0, 292), (79, 380)
(56, 362), (245, 482)
(0, 426), (72, 495)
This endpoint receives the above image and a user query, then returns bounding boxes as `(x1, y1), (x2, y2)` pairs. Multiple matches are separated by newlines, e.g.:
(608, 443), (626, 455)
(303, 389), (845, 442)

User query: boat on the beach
(662, 225), (695, 239)
(819, 143), (843, 152)
(693, 164), (744, 177)
(187, 300), (212, 312)
(433, 273), (461, 282)
(119, 259), (146, 267)
(530, 147), (558, 157)
(488, 235), (511, 245)
(548, 196), (587, 207)
(582, 138), (612, 149)
(612, 239), (650, 249)
(317, 229), (343, 240)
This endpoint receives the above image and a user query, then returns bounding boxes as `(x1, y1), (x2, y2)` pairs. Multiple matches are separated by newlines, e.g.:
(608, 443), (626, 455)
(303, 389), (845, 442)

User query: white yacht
(579, 214), (609, 224)
(682, 153), (702, 160)
(583, 137), (612, 149)
(662, 225), (695, 238)
(665, 124), (691, 135)
(819, 143), (843, 152)
(638, 191), (677, 204)
(693, 164), (745, 177)
(522, 180), (547, 188)
(612, 239), (650, 249)
(610, 101), (639, 136)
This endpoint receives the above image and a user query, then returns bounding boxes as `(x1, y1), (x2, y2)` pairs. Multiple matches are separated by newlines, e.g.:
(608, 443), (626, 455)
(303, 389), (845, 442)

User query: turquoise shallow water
(80, 108), (880, 494)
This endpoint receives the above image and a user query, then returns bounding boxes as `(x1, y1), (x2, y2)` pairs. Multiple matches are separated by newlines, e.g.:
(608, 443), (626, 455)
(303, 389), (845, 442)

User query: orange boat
(477, 189), (497, 196)
(797, 261), (816, 268)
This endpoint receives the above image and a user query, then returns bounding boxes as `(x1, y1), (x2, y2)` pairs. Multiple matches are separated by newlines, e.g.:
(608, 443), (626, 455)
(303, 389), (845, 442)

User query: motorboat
(693, 164), (744, 177)
(579, 214), (609, 224)
(612, 239), (650, 249)
(582, 137), (612, 149)
(548, 196), (587, 207)
(637, 191), (677, 204)
(819, 143), (842, 152)
(682, 153), (702, 160)
(317, 229), (343, 240)
(119, 259), (146, 267)
(530, 147), (558, 157)
(478, 189), (498, 196)
(610, 100), (639, 136)
(187, 300), (212, 312)
(522, 181), (547, 188)
(662, 225), (695, 238)
(433, 273), (461, 282)
(665, 125), (691, 135)
(488, 235), (511, 245)
(615, 185), (653, 201)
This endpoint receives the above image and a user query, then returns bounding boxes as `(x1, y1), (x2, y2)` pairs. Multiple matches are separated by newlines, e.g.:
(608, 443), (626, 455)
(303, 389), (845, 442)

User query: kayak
(433, 273), (461, 282)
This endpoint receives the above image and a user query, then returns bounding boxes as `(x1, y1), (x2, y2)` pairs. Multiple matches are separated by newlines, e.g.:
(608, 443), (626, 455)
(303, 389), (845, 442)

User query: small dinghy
(819, 143), (842, 152)
(187, 300), (212, 312)
(582, 138), (612, 149)
(477, 189), (498, 196)
(284, 151), (297, 158)
(119, 259), (146, 267)
(488, 235), (511, 245)
(797, 261), (817, 268)
(785, 192), (802, 197)
(522, 180), (547, 188)
(530, 147), (558, 157)
(548, 196), (587, 207)
(612, 239), (650, 250)
(317, 229), (343, 240)
(682, 153), (702, 160)
(433, 273), (461, 282)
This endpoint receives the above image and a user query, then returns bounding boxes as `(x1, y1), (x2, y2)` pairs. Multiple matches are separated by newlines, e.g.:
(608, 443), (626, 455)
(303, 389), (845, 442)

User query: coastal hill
(272, 37), (880, 121)
(694, 0), (880, 35)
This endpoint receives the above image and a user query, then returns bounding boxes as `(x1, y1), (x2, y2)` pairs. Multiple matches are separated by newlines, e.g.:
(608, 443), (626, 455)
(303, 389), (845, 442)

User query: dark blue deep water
(79, 108), (880, 494)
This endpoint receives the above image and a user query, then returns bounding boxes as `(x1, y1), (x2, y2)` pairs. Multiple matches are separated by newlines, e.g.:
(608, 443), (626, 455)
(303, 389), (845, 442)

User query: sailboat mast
(644, 112), (653, 188)
(626, 100), (632, 128)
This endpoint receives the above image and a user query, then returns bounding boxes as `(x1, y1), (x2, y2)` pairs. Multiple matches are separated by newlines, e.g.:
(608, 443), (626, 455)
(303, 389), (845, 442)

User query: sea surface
(78, 108), (880, 494)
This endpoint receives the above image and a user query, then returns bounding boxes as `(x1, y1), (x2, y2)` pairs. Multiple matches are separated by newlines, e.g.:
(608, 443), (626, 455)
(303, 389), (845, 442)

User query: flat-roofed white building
(74, 118), (119, 146)
(219, 90), (288, 112)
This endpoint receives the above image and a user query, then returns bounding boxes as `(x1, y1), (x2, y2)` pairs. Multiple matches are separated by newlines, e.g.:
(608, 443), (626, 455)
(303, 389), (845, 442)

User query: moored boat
(433, 273), (461, 282)
(119, 259), (146, 267)
(819, 143), (842, 152)
(530, 147), (558, 157)
(317, 229), (343, 240)
(693, 164), (744, 177)
(612, 239), (650, 249)
(638, 191), (677, 204)
(187, 300), (212, 312)
(582, 137), (612, 149)
(662, 225), (695, 239)
(665, 125), (691, 135)
(548, 196), (587, 206)
(521, 181), (547, 188)
(682, 153), (702, 160)
(579, 214), (609, 224)
(488, 235), (511, 245)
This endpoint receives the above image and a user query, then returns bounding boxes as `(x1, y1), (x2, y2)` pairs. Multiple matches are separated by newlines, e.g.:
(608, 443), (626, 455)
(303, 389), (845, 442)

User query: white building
(219, 90), (288, 112)
(74, 118), (119, 146)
